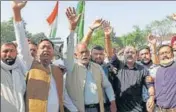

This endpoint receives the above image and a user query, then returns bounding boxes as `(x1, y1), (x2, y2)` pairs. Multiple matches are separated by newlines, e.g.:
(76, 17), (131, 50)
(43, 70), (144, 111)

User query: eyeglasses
(158, 51), (171, 56)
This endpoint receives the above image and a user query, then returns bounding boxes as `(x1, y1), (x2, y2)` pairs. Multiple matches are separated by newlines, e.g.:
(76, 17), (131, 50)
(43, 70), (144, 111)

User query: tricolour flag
(76, 1), (85, 42)
(47, 1), (59, 38)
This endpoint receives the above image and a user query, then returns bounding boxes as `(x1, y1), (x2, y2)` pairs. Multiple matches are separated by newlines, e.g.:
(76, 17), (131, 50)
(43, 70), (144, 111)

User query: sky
(1, 1), (176, 40)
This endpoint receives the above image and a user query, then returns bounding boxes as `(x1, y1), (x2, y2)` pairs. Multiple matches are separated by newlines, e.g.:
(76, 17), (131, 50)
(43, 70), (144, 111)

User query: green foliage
(89, 28), (104, 48)
(1, 17), (15, 43)
(113, 25), (147, 49)
(145, 17), (175, 44)
(88, 28), (119, 49)
(1, 17), (32, 44)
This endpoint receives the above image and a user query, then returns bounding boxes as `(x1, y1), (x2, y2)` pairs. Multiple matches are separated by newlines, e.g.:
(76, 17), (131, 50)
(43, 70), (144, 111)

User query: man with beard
(155, 45), (176, 112)
(12, 1), (79, 112)
(111, 46), (155, 112)
(1, 42), (27, 112)
(171, 36), (176, 60)
(138, 46), (158, 112)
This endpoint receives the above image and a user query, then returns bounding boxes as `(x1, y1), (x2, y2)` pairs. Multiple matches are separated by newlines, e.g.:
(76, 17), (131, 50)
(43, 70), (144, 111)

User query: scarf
(1, 57), (26, 112)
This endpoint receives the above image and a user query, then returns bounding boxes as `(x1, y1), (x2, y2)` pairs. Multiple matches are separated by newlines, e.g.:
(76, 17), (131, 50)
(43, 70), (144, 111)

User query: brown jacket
(66, 62), (104, 112)
(25, 60), (64, 112)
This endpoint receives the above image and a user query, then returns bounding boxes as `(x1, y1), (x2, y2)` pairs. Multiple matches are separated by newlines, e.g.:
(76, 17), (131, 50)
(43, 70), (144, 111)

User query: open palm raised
(102, 21), (112, 36)
(66, 7), (81, 31)
(90, 19), (104, 30)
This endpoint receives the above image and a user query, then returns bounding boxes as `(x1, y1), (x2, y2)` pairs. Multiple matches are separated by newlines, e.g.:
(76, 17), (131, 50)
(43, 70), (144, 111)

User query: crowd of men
(1, 1), (176, 112)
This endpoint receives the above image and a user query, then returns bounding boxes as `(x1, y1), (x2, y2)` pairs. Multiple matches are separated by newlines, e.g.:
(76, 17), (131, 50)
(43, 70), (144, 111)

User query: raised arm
(63, 7), (81, 73)
(103, 21), (113, 58)
(12, 1), (33, 71)
(172, 13), (176, 21)
(81, 19), (104, 45)
(147, 34), (159, 65)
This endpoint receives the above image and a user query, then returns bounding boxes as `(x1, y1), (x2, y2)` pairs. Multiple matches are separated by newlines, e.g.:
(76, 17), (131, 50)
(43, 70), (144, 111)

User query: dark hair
(38, 38), (54, 48)
(158, 44), (173, 53)
(29, 40), (37, 46)
(91, 45), (104, 52)
(138, 45), (150, 53)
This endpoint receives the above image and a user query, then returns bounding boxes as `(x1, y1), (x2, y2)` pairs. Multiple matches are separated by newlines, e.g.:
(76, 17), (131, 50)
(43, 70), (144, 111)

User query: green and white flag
(76, 1), (85, 42)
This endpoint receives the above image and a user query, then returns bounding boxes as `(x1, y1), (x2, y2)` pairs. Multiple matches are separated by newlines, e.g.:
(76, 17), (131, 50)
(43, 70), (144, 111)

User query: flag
(47, 1), (59, 38)
(76, 1), (85, 42)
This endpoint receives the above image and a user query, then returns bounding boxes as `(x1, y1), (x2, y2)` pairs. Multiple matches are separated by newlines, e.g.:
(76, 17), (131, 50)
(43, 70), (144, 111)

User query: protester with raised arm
(12, 2), (79, 112)
(111, 46), (155, 112)
(155, 45), (176, 112)
(1, 2), (29, 112)
(64, 7), (117, 112)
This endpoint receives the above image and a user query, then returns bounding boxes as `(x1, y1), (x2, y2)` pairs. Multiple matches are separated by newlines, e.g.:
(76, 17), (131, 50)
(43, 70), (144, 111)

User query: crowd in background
(1, 1), (176, 112)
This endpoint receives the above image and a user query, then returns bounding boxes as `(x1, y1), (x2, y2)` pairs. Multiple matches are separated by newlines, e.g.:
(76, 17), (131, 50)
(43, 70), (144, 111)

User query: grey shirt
(111, 55), (149, 112)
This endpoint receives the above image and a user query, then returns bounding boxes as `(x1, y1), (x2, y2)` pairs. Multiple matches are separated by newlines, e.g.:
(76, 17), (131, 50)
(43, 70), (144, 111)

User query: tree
(145, 17), (175, 45)
(113, 25), (147, 49)
(1, 18), (15, 43)
(88, 28), (119, 49)
(89, 28), (105, 48)
(1, 17), (32, 43)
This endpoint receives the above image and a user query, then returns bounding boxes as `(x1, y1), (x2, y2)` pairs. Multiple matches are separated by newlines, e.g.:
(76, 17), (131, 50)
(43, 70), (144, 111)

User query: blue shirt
(84, 65), (115, 105)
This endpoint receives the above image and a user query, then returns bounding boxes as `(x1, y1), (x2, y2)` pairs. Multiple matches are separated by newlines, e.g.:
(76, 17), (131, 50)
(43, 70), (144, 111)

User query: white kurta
(47, 74), (59, 112)
(1, 20), (32, 112)
(1, 58), (26, 112)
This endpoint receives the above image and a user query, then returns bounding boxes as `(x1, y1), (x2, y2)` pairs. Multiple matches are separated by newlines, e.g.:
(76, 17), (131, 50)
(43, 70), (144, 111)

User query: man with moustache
(1, 42), (27, 112)
(155, 45), (176, 112)
(110, 46), (155, 112)
(138, 46), (158, 112)
(12, 1), (79, 112)
(64, 7), (116, 112)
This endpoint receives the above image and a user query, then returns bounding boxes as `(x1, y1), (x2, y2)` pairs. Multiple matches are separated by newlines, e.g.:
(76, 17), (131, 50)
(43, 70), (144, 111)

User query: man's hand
(89, 19), (104, 31)
(66, 7), (81, 31)
(12, 1), (27, 11)
(172, 13), (176, 21)
(146, 96), (155, 112)
(102, 21), (113, 36)
(12, 1), (27, 22)
(147, 34), (157, 45)
(110, 100), (117, 112)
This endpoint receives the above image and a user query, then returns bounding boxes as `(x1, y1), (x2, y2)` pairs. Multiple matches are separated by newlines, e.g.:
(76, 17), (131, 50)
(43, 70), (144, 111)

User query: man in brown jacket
(12, 1), (79, 112)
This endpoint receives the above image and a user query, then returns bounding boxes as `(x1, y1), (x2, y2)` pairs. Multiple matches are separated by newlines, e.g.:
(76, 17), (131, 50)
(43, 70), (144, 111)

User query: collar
(77, 62), (91, 70)
(123, 62), (139, 70)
